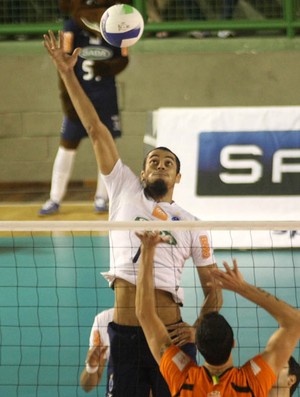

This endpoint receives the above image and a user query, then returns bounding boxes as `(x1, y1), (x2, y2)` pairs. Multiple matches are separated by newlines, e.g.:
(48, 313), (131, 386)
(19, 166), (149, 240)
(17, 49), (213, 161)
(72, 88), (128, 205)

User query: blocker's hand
(43, 30), (81, 75)
(210, 258), (245, 293)
(167, 322), (195, 346)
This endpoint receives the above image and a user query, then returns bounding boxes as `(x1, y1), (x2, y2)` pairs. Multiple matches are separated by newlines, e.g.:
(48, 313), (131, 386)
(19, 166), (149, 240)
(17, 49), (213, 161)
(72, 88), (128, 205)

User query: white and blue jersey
(102, 160), (215, 304)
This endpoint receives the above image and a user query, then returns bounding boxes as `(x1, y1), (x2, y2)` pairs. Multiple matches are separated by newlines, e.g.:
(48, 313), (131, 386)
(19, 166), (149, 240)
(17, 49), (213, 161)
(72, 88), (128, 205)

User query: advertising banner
(155, 107), (300, 222)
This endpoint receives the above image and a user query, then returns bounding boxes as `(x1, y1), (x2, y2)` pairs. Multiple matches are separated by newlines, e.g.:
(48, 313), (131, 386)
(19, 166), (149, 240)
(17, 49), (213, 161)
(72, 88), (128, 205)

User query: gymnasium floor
(0, 182), (107, 221)
(0, 185), (299, 397)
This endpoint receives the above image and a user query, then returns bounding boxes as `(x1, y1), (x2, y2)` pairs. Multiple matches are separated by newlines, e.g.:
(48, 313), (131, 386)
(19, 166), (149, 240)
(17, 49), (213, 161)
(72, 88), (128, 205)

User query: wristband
(85, 361), (99, 374)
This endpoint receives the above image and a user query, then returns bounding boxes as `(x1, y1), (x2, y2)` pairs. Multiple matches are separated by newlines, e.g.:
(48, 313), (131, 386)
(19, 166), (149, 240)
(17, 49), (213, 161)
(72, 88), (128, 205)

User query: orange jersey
(160, 345), (276, 397)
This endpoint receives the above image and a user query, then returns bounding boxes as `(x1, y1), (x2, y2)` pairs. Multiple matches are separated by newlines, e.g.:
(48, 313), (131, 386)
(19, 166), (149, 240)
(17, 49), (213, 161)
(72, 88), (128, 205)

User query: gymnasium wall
(1, 37), (300, 182)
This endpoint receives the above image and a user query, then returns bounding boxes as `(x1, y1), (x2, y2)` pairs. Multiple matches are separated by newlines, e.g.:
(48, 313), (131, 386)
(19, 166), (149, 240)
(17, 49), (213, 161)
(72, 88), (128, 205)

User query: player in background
(39, 0), (129, 216)
(43, 30), (222, 396)
(268, 356), (300, 397)
(80, 308), (113, 393)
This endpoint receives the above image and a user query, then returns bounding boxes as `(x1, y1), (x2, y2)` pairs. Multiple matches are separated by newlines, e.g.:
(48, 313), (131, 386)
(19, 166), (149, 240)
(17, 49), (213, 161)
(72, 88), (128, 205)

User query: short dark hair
(196, 312), (234, 366)
(143, 147), (181, 174)
(289, 356), (300, 396)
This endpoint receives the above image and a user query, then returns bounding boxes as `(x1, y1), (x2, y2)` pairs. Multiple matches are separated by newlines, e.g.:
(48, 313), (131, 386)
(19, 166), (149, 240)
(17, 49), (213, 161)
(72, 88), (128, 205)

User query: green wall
(0, 36), (300, 182)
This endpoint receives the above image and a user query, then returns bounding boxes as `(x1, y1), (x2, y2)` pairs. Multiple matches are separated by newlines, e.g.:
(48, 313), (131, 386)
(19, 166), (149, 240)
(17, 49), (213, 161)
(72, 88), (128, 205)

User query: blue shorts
(106, 322), (196, 397)
(61, 106), (121, 142)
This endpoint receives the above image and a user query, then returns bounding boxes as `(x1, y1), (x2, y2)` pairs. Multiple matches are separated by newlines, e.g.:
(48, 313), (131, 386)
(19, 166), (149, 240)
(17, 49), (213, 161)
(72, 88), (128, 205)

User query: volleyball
(100, 4), (144, 48)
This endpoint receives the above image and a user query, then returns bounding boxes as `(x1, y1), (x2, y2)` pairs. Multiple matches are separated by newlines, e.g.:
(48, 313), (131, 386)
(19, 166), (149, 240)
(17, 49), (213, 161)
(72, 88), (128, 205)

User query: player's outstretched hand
(209, 258), (246, 293)
(43, 30), (81, 75)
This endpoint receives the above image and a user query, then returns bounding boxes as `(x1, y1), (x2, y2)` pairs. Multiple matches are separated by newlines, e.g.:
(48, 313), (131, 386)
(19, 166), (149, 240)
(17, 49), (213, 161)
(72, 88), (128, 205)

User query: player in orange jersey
(135, 230), (300, 397)
(268, 356), (300, 397)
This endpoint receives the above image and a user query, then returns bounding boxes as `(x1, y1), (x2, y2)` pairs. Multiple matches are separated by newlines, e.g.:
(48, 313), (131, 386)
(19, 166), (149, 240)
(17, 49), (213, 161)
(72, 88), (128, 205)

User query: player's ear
(175, 172), (181, 184)
(140, 170), (145, 182)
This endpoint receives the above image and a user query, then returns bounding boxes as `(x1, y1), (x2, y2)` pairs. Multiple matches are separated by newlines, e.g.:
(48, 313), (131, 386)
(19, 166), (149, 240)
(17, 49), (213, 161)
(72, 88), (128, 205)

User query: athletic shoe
(94, 197), (108, 213)
(217, 30), (235, 38)
(39, 200), (60, 216)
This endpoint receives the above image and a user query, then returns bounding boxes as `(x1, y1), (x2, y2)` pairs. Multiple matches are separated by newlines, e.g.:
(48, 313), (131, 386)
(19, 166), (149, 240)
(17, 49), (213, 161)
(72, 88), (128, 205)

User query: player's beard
(143, 179), (168, 201)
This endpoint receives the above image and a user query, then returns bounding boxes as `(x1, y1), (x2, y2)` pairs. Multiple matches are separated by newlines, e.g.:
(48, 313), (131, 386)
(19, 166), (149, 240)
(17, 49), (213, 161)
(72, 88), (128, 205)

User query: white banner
(155, 107), (300, 222)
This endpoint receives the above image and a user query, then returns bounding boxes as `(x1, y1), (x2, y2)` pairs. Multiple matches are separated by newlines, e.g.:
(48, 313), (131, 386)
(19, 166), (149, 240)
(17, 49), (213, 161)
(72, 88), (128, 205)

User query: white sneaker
(94, 197), (108, 213)
(217, 30), (235, 38)
(39, 200), (60, 216)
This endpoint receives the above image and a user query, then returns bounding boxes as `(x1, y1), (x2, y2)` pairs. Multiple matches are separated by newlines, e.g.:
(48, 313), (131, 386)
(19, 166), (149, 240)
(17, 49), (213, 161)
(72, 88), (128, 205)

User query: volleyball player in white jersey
(43, 31), (223, 397)
(80, 308), (114, 393)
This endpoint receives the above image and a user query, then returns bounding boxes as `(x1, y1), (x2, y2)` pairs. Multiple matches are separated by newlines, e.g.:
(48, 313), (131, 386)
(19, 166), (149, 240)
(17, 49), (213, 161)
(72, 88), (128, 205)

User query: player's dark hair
(196, 312), (234, 366)
(289, 356), (300, 396)
(143, 147), (181, 174)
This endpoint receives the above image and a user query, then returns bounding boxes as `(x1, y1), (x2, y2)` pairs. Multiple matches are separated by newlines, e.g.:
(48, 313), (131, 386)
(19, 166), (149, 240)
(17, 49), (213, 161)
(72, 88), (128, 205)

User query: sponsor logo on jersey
(197, 131), (300, 196)
(152, 205), (168, 220)
(135, 216), (148, 222)
(172, 350), (191, 371)
(80, 46), (113, 60)
(92, 330), (100, 346)
(250, 359), (261, 376)
(200, 235), (211, 259)
(134, 217), (177, 246)
(160, 230), (177, 245)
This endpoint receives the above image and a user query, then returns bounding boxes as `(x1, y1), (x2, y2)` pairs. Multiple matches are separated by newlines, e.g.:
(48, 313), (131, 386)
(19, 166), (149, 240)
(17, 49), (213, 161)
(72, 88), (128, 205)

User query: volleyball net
(0, 220), (299, 397)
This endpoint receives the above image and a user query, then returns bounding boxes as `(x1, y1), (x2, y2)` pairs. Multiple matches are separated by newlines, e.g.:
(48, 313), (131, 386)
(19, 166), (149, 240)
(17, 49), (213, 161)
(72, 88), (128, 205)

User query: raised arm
(43, 30), (119, 175)
(195, 264), (223, 326)
(211, 259), (300, 377)
(167, 264), (222, 346)
(135, 231), (173, 364)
